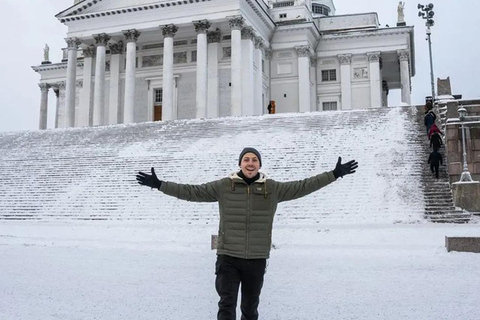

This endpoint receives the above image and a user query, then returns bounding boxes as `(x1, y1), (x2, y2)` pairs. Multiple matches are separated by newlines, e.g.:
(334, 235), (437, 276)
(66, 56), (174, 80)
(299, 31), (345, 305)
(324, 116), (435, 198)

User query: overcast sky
(0, 0), (478, 132)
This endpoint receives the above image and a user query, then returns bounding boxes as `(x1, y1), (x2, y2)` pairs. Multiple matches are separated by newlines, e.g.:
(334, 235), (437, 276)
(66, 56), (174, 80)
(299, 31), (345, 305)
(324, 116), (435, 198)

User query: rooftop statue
(397, 1), (405, 23)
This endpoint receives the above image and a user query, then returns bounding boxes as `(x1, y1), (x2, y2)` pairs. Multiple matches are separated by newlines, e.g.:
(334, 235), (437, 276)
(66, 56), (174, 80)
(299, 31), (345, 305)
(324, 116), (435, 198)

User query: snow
(1, 108), (480, 319)
(1, 221), (480, 319)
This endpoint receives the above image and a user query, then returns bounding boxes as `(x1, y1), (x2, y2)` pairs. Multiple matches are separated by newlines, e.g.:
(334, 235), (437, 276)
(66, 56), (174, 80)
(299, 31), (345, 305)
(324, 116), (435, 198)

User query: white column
(107, 41), (124, 125)
(78, 45), (95, 127)
(338, 54), (352, 110)
(193, 20), (210, 119)
(207, 29), (221, 118)
(296, 45), (311, 113)
(65, 37), (81, 128)
(241, 27), (255, 116)
(398, 50), (411, 105)
(310, 56), (317, 111)
(123, 29), (140, 124)
(264, 49), (272, 112)
(55, 82), (66, 128)
(254, 37), (264, 116)
(38, 83), (49, 130)
(93, 33), (110, 126)
(161, 24), (178, 121)
(229, 16), (244, 116)
(367, 52), (382, 108)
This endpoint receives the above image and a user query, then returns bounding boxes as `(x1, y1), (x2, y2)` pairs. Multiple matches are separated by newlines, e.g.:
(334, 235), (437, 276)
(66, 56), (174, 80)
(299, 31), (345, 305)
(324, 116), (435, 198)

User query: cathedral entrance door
(154, 105), (162, 121)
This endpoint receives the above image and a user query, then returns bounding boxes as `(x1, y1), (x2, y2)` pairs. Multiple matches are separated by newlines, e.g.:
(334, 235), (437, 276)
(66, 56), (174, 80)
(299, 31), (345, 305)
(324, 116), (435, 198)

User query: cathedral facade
(32, 0), (415, 129)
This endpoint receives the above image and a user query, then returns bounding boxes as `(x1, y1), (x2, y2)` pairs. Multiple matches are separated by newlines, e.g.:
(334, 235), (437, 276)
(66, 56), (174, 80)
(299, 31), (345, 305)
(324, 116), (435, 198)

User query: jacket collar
(229, 171), (267, 184)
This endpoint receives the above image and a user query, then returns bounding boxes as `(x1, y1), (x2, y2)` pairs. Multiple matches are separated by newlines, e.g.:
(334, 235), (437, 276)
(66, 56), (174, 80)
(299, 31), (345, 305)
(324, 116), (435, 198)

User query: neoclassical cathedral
(33, 0), (415, 129)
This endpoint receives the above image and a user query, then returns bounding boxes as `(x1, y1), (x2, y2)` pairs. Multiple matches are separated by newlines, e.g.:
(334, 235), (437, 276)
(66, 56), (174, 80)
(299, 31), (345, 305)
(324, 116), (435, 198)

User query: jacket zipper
(246, 185), (250, 259)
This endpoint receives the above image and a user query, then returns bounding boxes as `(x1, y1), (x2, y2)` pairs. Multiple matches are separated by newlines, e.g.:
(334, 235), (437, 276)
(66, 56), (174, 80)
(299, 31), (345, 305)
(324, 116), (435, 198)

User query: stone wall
(440, 98), (480, 212)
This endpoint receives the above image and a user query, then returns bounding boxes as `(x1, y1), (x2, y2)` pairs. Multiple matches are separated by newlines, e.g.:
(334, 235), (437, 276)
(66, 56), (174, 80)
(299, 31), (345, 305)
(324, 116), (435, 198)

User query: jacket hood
(229, 171), (267, 184)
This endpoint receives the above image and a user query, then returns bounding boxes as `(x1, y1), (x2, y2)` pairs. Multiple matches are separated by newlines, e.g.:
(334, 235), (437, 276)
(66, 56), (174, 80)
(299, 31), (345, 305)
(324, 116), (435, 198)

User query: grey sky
(0, 0), (478, 132)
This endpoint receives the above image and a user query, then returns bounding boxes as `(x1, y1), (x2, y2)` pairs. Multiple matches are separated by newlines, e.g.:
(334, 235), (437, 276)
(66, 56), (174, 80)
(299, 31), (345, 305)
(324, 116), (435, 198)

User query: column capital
(39, 83), (50, 92)
(56, 81), (66, 90)
(397, 49), (410, 61)
(109, 41), (124, 55)
(367, 51), (381, 62)
(94, 33), (111, 46)
(207, 28), (221, 43)
(65, 37), (81, 50)
(295, 45), (311, 58)
(161, 24), (178, 38)
(123, 29), (141, 43)
(254, 36), (264, 49)
(193, 20), (211, 34)
(241, 27), (255, 41)
(338, 54), (352, 64)
(264, 49), (273, 60)
(83, 45), (96, 58)
(229, 16), (244, 30)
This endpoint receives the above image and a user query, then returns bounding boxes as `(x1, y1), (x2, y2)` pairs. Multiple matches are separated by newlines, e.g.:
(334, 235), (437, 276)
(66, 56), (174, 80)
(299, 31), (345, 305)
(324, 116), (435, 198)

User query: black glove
(333, 157), (358, 179)
(136, 167), (162, 189)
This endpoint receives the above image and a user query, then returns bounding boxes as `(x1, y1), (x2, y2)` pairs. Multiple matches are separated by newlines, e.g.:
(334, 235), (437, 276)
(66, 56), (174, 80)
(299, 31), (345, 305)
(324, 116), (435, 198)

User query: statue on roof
(43, 44), (50, 62)
(397, 1), (405, 24)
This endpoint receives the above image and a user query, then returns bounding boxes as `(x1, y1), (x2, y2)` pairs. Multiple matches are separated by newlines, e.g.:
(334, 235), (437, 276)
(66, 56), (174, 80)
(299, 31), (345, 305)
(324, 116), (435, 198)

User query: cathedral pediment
(56, 0), (189, 19)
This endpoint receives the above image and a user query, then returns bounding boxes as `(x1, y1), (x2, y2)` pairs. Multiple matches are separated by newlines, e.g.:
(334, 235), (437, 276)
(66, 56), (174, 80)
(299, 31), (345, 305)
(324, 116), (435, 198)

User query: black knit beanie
(238, 147), (262, 167)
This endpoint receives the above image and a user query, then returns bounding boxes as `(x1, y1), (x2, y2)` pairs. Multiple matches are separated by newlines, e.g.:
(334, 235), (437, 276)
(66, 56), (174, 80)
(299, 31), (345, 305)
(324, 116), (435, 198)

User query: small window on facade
(154, 89), (163, 104)
(312, 4), (331, 16)
(321, 69), (337, 82)
(322, 101), (337, 111)
(279, 13), (287, 18)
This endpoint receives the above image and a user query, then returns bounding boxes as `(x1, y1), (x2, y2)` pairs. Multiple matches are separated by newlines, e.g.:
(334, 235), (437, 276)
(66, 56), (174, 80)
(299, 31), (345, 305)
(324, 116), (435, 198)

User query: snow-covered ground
(1, 220), (479, 320)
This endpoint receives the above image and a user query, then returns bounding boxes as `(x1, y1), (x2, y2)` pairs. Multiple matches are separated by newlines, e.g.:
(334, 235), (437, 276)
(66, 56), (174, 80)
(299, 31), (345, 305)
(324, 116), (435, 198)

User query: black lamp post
(418, 3), (436, 101)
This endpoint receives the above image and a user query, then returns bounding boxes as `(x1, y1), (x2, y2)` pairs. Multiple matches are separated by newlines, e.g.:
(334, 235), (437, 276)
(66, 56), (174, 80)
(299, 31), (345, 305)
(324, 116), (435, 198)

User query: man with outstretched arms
(136, 147), (358, 320)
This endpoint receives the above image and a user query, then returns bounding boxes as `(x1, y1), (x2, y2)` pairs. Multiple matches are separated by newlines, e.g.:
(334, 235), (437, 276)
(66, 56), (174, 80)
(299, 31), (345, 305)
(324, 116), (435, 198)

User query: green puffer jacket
(159, 170), (336, 259)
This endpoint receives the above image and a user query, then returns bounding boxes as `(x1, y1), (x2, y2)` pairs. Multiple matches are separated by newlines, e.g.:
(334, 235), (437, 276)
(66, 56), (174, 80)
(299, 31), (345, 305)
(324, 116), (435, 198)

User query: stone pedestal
(452, 181), (480, 212)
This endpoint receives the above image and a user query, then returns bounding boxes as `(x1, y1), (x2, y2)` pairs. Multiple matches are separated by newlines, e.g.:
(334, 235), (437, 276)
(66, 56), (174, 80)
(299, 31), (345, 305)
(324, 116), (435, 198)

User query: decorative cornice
(321, 28), (413, 41)
(193, 20), (210, 34)
(241, 27), (255, 41)
(94, 33), (110, 46)
(161, 24), (178, 38)
(109, 41), (124, 55)
(123, 29), (140, 43)
(367, 52), (381, 62)
(229, 16), (244, 30)
(58, 0), (214, 23)
(295, 45), (311, 58)
(338, 54), (352, 64)
(83, 45), (96, 58)
(397, 49), (410, 61)
(32, 63), (68, 73)
(65, 37), (81, 50)
(207, 29), (221, 43)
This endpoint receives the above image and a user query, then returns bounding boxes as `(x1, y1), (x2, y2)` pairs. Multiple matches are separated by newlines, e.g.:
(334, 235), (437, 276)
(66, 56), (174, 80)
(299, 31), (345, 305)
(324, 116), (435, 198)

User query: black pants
(431, 163), (439, 179)
(215, 255), (266, 320)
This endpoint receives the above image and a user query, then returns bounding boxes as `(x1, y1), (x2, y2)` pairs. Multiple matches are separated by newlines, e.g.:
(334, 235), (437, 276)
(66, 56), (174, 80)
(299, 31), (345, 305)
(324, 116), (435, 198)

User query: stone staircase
(412, 106), (471, 223)
(0, 107), (471, 224)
